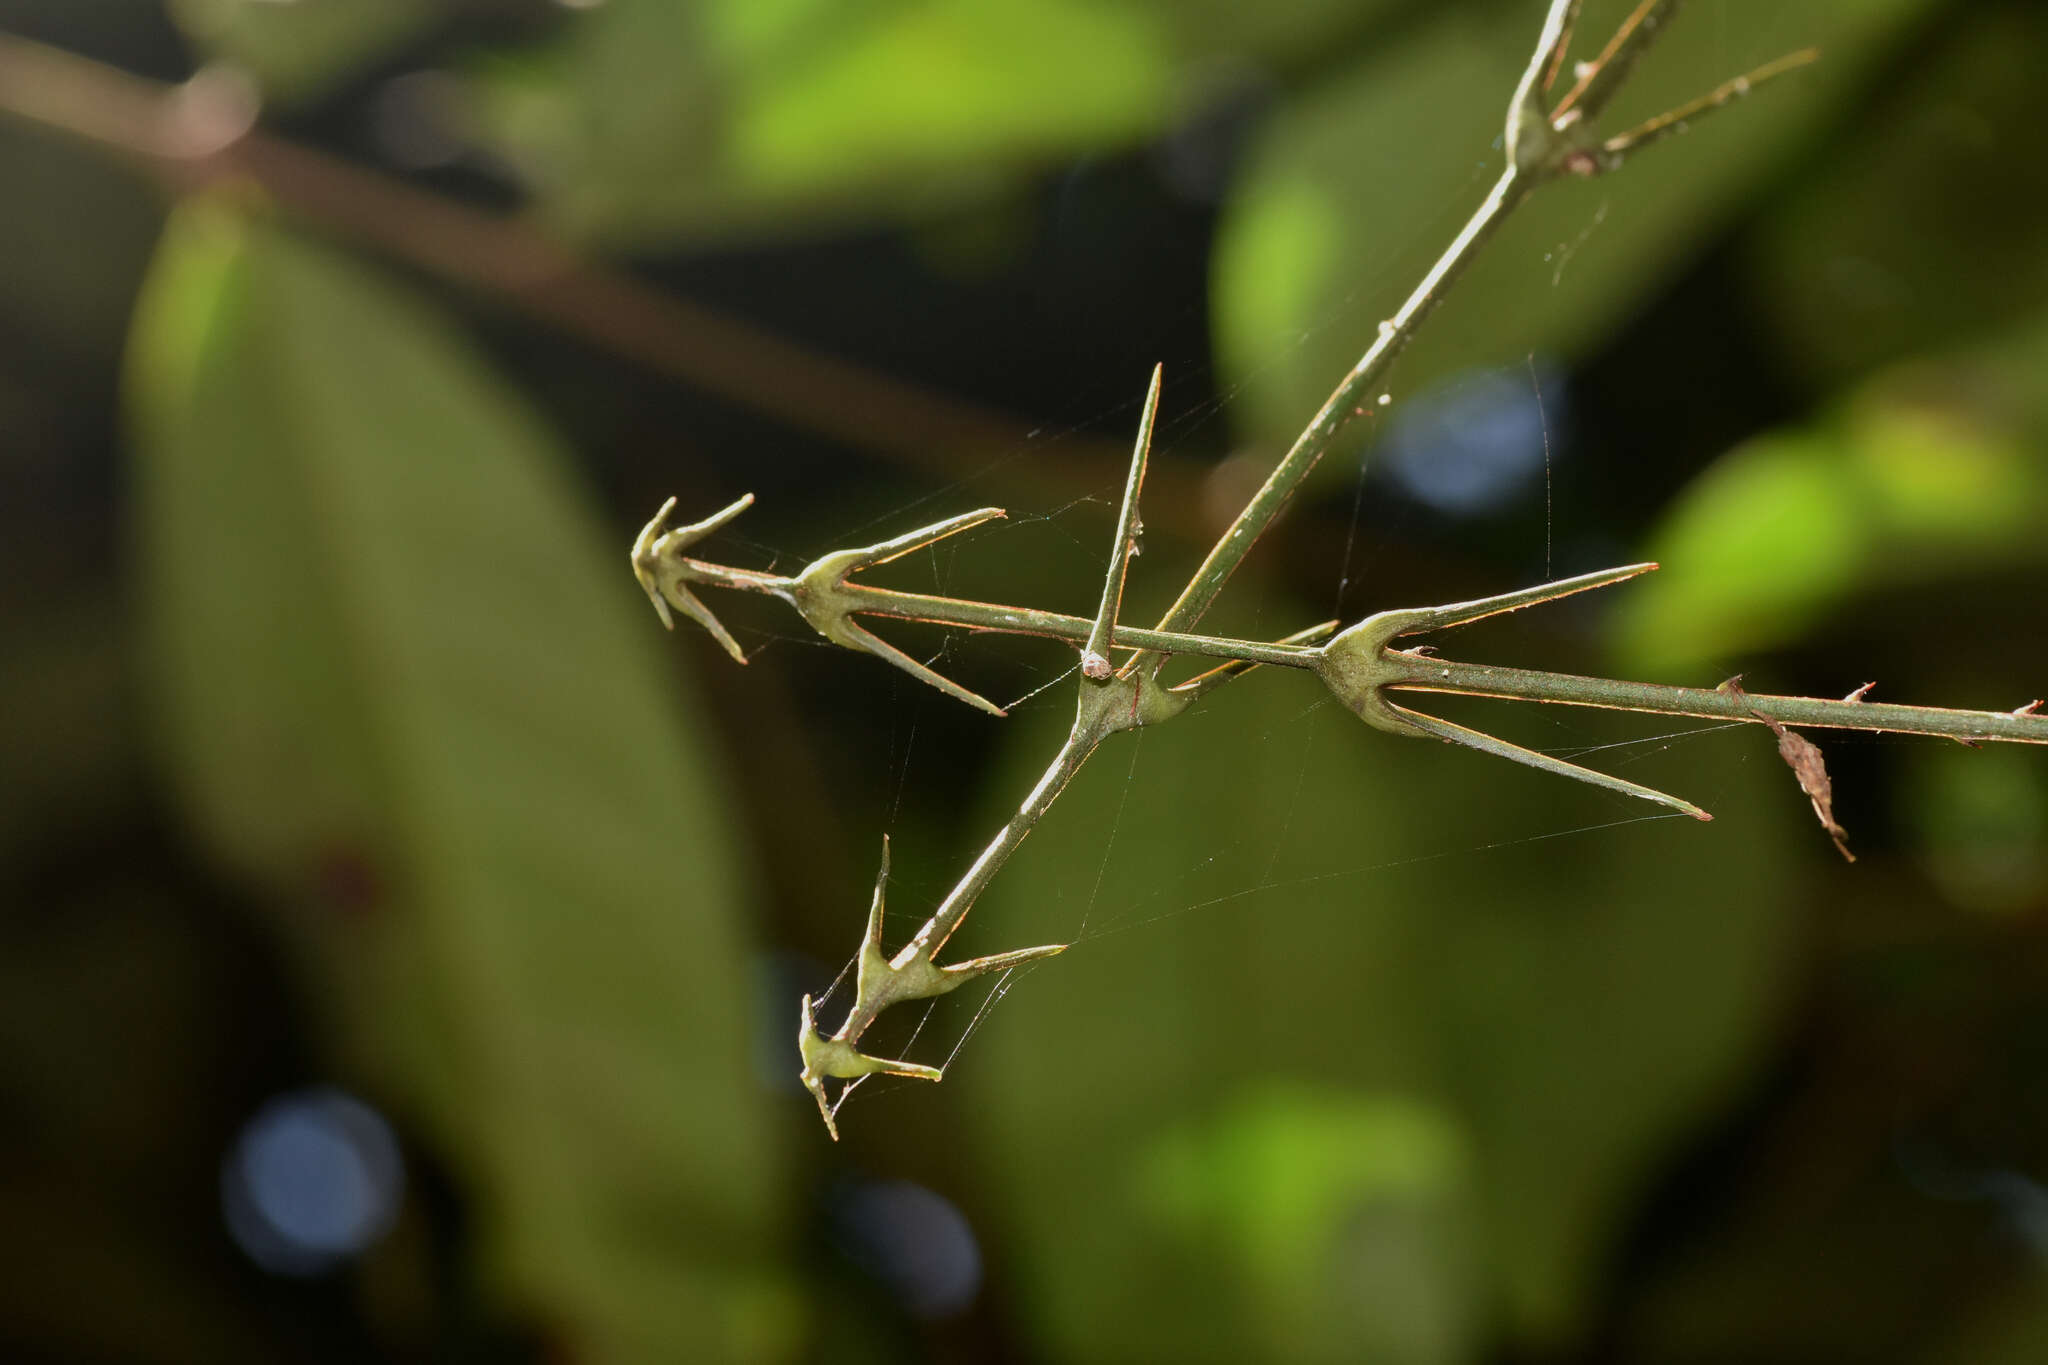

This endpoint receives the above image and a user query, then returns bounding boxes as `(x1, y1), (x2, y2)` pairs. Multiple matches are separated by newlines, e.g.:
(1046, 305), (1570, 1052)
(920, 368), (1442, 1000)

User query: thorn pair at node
(1315, 562), (1713, 821)
(797, 836), (1066, 1139)
(1079, 363), (1162, 687)
(788, 508), (1012, 716)
(631, 493), (755, 661)
(796, 990), (941, 1142)
(1509, 0), (1820, 183)
(634, 485), (1018, 714)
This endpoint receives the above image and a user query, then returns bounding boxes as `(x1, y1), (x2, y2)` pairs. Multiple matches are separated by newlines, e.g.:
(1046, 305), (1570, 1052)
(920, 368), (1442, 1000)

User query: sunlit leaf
(129, 201), (792, 1361)
(1214, 0), (1931, 468)
(951, 648), (1796, 1354)
(478, 0), (1174, 244)
(469, 0), (1424, 248)
(1613, 317), (2048, 676)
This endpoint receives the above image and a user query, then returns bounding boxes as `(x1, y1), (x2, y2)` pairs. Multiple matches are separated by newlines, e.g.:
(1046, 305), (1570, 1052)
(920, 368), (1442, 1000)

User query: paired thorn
(634, 492), (1022, 714)
(1598, 47), (1821, 164)
(1315, 563), (1710, 820)
(630, 493), (756, 662)
(849, 506), (1008, 569)
(791, 510), (1011, 716)
(1387, 703), (1709, 821)
(1363, 561), (1658, 642)
(854, 835), (1066, 1002)
(1546, 0), (1662, 126)
(1540, 0), (1583, 94)
(798, 837), (1066, 1137)
(1083, 363), (1161, 681)
(1510, 0), (1586, 166)
(1513, 0), (1818, 182)
(798, 991), (941, 1141)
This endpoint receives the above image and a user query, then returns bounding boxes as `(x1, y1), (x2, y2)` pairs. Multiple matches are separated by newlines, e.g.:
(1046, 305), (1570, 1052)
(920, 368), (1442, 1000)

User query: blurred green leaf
(1613, 313), (2048, 676)
(1214, 0), (1929, 464)
(1136, 1085), (1479, 1365)
(1141, 0), (1406, 70)
(168, 0), (434, 101)
(1903, 744), (2047, 916)
(1748, 6), (2048, 391)
(474, 0), (1416, 247)
(128, 200), (792, 1361)
(954, 652), (1795, 1355)
(479, 0), (1175, 243)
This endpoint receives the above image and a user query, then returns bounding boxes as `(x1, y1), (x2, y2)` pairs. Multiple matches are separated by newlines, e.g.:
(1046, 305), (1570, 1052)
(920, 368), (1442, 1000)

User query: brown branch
(0, 31), (1203, 526)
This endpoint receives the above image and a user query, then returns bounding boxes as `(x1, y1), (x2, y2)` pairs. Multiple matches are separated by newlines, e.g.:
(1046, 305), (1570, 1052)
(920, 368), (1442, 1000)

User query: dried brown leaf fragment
(1720, 676), (1854, 862)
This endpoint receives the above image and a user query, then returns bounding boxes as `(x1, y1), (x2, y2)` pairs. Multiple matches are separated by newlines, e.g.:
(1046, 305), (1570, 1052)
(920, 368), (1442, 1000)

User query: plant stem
(0, 32), (1171, 523)
(899, 722), (1094, 967)
(1392, 658), (2048, 746)
(1135, 163), (1534, 665)
(673, 537), (2048, 749)
(846, 585), (1318, 668)
(832, 685), (1130, 1051)
(669, 555), (1323, 667)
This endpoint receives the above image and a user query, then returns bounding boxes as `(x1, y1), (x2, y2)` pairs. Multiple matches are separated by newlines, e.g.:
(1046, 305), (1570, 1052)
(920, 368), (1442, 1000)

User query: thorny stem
(651, 525), (2048, 749)
(698, 564), (1317, 668)
(845, 742), (1090, 1059)
(633, 0), (1942, 1136)
(834, 689), (1128, 1055)
(798, 672), (1169, 1136)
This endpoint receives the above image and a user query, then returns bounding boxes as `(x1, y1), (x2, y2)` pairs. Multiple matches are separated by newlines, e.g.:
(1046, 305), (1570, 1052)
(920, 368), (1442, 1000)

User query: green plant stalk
(670, 534), (2048, 749)
(666, 538), (2048, 746)
(1390, 657), (2048, 745)
(840, 683), (1137, 1040)
(672, 555), (1318, 668)
(1133, 167), (1533, 670)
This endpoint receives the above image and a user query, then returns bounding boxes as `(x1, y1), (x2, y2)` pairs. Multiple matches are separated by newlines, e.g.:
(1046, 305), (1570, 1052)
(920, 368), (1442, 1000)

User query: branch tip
(1601, 46), (1822, 165)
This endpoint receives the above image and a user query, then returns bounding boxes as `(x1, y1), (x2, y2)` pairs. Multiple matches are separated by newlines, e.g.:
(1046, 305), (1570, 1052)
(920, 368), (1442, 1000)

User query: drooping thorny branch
(631, 1), (2040, 1137)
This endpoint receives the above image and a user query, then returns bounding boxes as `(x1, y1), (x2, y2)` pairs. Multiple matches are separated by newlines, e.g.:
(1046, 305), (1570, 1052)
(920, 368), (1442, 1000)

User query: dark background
(5, 1), (2048, 1361)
